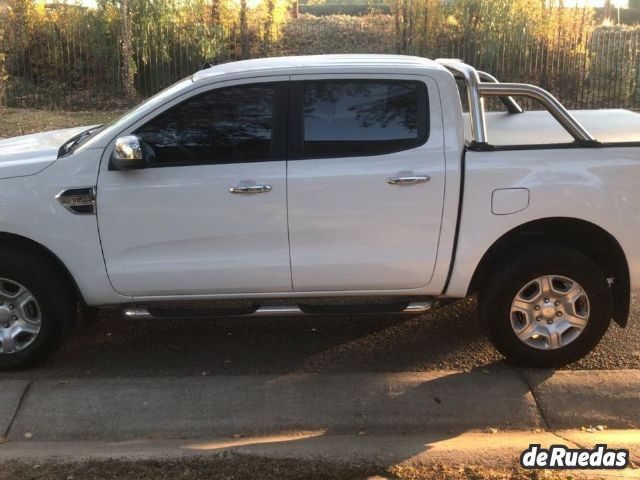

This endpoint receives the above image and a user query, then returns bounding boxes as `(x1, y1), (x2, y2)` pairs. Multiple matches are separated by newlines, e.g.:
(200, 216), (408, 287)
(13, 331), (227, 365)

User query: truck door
(286, 75), (446, 291)
(97, 78), (292, 296)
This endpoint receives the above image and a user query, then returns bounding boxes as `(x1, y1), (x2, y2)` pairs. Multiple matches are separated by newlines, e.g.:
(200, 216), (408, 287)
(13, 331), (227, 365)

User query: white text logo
(520, 444), (629, 469)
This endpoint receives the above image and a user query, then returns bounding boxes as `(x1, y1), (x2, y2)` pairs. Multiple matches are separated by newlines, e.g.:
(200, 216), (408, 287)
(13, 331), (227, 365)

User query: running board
(122, 302), (434, 319)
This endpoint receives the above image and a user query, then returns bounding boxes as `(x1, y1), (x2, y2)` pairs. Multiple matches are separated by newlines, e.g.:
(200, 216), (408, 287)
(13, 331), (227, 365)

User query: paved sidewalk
(1, 369), (639, 475)
(5, 371), (543, 441)
(1, 370), (639, 443)
(524, 370), (640, 429)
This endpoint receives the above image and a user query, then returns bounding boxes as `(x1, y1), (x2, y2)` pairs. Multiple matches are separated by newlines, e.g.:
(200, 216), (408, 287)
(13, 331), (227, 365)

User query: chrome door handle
(229, 185), (272, 194)
(387, 175), (431, 185)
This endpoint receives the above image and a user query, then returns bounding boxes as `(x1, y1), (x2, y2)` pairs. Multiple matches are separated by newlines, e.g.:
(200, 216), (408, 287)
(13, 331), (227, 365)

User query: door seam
(285, 77), (295, 291)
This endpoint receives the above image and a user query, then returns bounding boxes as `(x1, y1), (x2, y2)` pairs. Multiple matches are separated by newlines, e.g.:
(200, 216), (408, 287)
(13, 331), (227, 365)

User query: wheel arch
(467, 217), (630, 327)
(0, 231), (83, 306)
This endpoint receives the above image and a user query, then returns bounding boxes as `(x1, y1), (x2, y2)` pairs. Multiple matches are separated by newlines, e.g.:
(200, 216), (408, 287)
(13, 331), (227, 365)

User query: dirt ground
(0, 108), (121, 139)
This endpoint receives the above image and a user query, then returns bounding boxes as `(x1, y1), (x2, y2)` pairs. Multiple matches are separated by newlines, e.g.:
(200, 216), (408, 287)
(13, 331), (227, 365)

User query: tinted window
(135, 83), (279, 166)
(300, 80), (428, 157)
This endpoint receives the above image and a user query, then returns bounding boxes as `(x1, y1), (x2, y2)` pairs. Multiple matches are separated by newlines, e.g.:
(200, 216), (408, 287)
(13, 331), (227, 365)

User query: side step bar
(122, 302), (434, 319)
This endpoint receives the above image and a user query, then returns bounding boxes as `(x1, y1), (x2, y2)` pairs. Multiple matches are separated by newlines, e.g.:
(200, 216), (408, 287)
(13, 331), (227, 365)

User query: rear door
(287, 75), (446, 292)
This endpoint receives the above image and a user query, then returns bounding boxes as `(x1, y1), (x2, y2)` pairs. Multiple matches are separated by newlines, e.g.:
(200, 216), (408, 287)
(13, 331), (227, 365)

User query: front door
(287, 76), (446, 292)
(98, 79), (292, 296)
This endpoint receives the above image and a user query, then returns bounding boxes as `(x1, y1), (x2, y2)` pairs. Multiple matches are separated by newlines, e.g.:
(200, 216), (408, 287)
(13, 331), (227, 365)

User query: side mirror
(110, 135), (152, 170)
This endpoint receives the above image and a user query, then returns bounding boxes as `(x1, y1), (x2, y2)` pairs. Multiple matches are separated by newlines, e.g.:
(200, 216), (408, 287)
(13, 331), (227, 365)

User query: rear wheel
(479, 244), (612, 367)
(0, 248), (76, 370)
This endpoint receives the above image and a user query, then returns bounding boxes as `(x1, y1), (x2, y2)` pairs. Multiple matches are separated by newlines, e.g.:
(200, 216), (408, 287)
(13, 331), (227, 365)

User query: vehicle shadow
(1, 298), (509, 378)
(0, 293), (635, 378)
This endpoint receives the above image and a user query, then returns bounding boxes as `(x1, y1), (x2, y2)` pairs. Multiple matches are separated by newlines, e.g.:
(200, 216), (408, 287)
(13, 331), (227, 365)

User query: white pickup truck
(0, 55), (638, 369)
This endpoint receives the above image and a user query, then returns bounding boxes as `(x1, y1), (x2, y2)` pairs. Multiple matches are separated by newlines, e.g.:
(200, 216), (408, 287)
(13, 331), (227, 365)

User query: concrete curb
(0, 430), (638, 474)
(0, 432), (580, 465)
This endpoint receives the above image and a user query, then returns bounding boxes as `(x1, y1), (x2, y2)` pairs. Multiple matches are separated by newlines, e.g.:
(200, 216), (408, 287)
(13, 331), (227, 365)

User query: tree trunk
(604, 0), (612, 21)
(211, 0), (221, 24)
(406, 0), (414, 53)
(420, 0), (428, 56)
(401, 0), (409, 53)
(120, 0), (136, 100)
(0, 21), (6, 106)
(394, 0), (402, 53)
(262, 0), (275, 56)
(240, 0), (250, 59)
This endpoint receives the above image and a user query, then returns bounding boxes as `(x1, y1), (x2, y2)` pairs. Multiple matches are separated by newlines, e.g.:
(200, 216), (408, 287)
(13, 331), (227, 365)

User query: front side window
(299, 80), (429, 158)
(135, 83), (281, 166)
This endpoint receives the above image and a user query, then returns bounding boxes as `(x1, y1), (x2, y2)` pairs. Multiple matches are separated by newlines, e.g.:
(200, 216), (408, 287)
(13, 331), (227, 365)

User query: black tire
(0, 247), (76, 370)
(479, 243), (612, 368)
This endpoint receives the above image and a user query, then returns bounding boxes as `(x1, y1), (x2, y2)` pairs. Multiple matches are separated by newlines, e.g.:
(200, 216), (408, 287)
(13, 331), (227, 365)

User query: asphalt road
(2, 292), (640, 379)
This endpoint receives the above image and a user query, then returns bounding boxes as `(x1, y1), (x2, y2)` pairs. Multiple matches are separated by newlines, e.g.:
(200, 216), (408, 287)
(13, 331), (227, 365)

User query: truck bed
(463, 109), (640, 146)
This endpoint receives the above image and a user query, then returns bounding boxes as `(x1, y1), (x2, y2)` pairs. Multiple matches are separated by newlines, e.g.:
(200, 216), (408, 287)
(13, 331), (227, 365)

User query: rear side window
(135, 82), (284, 167)
(295, 79), (429, 158)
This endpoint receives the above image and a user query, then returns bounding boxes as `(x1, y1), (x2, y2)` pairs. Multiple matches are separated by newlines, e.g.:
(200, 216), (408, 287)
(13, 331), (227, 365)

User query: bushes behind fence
(1, 0), (639, 111)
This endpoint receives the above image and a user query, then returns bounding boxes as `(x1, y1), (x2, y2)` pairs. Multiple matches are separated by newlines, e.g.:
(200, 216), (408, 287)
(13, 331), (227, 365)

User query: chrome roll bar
(476, 71), (523, 114)
(435, 58), (596, 145)
(477, 82), (595, 143)
(436, 58), (488, 144)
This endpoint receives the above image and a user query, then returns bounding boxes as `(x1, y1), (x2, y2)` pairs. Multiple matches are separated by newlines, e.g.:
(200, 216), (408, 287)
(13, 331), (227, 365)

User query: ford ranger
(0, 55), (637, 369)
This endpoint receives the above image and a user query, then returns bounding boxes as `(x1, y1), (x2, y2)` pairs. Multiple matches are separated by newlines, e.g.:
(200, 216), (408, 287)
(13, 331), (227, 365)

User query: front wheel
(0, 248), (76, 370)
(479, 244), (612, 368)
